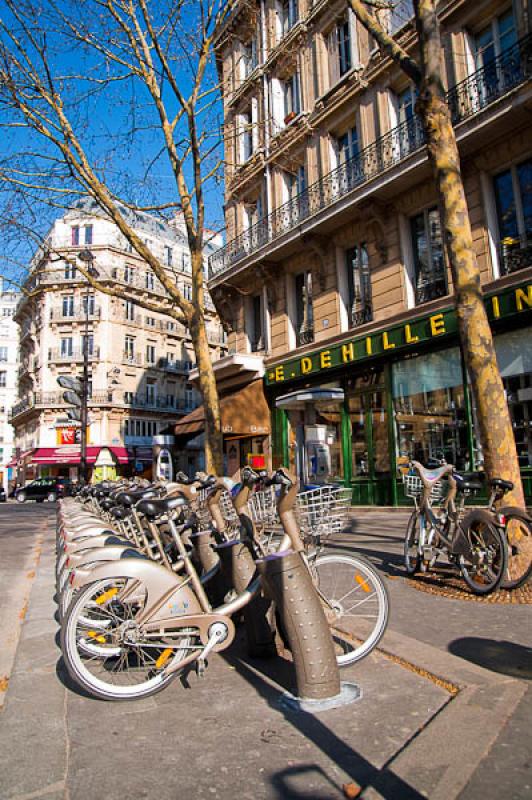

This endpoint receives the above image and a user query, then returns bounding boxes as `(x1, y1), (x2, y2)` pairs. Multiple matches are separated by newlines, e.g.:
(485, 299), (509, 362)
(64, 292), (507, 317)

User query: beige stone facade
(209, 0), (532, 503)
(11, 201), (226, 482)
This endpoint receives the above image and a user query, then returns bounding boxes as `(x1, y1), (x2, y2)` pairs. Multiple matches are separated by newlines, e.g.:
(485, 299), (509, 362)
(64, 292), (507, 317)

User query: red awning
(6, 449), (35, 468)
(30, 446), (130, 466)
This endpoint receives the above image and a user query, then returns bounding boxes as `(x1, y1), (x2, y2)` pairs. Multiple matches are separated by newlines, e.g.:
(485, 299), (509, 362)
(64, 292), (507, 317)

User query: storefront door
(348, 376), (392, 505)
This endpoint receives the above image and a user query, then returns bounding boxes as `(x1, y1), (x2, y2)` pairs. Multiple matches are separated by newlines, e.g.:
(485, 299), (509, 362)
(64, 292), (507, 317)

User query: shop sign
(266, 282), (532, 386)
(56, 427), (90, 445)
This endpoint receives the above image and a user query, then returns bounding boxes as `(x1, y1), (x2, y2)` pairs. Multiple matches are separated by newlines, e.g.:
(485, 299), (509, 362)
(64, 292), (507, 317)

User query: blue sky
(0, 0), (226, 280)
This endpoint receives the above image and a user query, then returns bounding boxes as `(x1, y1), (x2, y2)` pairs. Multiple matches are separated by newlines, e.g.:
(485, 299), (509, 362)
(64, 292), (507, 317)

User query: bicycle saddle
(116, 489), (157, 507)
(453, 472), (484, 491)
(110, 506), (130, 520)
(136, 495), (187, 519)
(412, 461), (452, 484)
(100, 498), (115, 511)
(490, 477), (514, 492)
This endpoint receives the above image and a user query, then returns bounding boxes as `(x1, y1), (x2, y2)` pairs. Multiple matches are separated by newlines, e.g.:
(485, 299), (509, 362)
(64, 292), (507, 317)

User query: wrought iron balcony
(349, 302), (373, 329)
(50, 305), (101, 321)
(48, 347), (100, 363)
(296, 324), (314, 348)
(209, 34), (532, 281)
(414, 272), (448, 305)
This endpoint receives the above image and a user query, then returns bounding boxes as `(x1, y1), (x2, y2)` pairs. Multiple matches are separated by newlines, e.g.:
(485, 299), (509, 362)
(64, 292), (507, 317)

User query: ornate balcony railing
(349, 302), (373, 329)
(209, 34), (532, 280)
(499, 235), (532, 276)
(296, 324), (315, 348)
(50, 305), (101, 321)
(48, 347), (100, 363)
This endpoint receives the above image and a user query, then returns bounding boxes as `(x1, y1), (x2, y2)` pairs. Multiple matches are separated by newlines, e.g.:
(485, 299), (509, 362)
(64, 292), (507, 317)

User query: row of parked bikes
(56, 468), (389, 701)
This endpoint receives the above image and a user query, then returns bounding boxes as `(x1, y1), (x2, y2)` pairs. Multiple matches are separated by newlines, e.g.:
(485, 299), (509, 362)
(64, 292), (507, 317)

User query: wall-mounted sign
(266, 282), (532, 386)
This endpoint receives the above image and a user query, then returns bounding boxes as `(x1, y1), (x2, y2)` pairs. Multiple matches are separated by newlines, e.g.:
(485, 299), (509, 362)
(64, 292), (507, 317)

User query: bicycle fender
(498, 506), (532, 523)
(451, 508), (497, 557)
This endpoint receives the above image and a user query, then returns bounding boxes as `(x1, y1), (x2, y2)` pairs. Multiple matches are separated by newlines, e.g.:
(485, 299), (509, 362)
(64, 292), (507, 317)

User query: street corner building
(205, 0), (532, 504)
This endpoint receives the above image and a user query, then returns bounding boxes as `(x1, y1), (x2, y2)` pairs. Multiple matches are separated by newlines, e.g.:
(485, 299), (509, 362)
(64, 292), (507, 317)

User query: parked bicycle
(402, 461), (508, 595)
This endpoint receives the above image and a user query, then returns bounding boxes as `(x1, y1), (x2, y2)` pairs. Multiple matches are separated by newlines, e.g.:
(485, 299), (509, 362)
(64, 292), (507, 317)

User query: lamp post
(77, 249), (99, 484)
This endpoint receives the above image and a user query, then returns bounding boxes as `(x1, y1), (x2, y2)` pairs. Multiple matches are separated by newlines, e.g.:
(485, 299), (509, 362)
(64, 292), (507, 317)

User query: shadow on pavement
(448, 637), (532, 680)
(324, 540), (405, 576)
(55, 655), (99, 700)
(222, 641), (425, 800)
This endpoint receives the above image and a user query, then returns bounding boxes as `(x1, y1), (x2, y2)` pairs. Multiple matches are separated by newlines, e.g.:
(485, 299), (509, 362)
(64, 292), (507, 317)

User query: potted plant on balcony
(284, 110), (297, 125)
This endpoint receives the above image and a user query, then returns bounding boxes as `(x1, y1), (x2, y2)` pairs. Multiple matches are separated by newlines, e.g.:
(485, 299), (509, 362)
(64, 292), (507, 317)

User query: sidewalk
(0, 509), (530, 799)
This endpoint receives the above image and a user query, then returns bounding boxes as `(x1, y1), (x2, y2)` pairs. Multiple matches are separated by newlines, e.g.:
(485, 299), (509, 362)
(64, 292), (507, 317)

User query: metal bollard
(216, 539), (277, 658)
(258, 550), (360, 710)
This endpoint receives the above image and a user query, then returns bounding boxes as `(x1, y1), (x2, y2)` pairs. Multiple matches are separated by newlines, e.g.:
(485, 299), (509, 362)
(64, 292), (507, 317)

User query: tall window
(146, 381), (156, 404)
(473, 10), (517, 104)
(410, 207), (447, 304)
(146, 344), (156, 365)
(387, 0), (414, 34)
(335, 126), (361, 189)
(283, 73), (301, 122)
(241, 109), (253, 162)
(164, 245), (173, 266)
(125, 300), (135, 321)
(251, 294), (263, 352)
(183, 284), (192, 301)
(82, 294), (95, 315)
(295, 271), (314, 346)
(64, 263), (77, 280)
(346, 245), (372, 327)
(84, 225), (93, 245)
(328, 17), (352, 85)
(145, 271), (155, 290)
(124, 335), (135, 360)
(474, 9), (517, 70)
(0, 347), (7, 362)
(60, 337), (73, 357)
(0, 372), (6, 388)
(493, 158), (532, 275)
(81, 333), (94, 356)
(71, 226), (79, 246)
(243, 38), (258, 77)
(282, 0), (298, 34)
(124, 265), (134, 284)
(62, 295), (75, 317)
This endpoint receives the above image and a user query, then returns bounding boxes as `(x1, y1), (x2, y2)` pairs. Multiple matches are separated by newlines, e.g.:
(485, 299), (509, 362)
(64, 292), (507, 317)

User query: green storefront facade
(266, 280), (532, 505)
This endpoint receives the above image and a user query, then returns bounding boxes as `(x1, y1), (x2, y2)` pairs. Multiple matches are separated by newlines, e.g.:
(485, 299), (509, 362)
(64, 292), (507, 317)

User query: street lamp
(77, 249), (99, 484)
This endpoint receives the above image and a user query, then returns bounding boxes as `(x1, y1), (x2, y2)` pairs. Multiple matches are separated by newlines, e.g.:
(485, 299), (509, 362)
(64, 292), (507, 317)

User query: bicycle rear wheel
(499, 508), (532, 590)
(404, 511), (421, 575)
(458, 510), (508, 595)
(309, 553), (389, 666)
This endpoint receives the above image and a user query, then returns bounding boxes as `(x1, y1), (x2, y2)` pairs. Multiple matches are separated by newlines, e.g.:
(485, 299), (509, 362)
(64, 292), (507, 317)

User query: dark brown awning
(174, 380), (271, 438)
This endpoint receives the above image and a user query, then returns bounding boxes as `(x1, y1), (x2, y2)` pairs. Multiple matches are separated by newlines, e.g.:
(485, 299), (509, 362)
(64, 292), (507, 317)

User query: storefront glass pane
(392, 347), (469, 468)
(285, 399), (343, 485)
(470, 329), (532, 469)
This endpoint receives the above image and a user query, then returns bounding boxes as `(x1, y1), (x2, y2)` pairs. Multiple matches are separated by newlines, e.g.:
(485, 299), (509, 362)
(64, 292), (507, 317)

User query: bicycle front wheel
(500, 508), (532, 590)
(458, 510), (508, 595)
(310, 553), (389, 666)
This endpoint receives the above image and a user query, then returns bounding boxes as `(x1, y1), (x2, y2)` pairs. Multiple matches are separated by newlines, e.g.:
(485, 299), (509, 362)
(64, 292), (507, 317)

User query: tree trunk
(189, 312), (224, 475)
(415, 0), (525, 508)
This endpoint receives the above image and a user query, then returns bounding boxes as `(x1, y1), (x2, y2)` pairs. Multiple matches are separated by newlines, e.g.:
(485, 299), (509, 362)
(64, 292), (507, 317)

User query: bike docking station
(257, 548), (362, 713)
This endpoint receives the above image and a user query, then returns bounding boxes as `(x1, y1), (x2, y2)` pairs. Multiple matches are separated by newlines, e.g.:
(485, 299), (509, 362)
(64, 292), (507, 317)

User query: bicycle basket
(219, 490), (239, 528)
(402, 473), (446, 503)
(249, 486), (278, 527)
(296, 485), (352, 542)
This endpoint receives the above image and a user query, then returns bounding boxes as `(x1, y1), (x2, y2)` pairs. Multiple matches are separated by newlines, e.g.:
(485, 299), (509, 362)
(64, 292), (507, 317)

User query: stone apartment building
(10, 200), (226, 483)
(0, 282), (20, 492)
(208, 0), (532, 503)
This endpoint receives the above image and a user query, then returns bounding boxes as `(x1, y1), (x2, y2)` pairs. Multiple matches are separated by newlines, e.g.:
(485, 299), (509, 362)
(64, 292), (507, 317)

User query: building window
(125, 300), (136, 321)
(146, 316), (156, 327)
(345, 245), (372, 327)
(124, 335), (135, 360)
(0, 372), (6, 387)
(294, 271), (314, 346)
(84, 225), (93, 245)
(81, 334), (94, 355)
(165, 245), (173, 266)
(146, 381), (156, 404)
(146, 272), (155, 290)
(474, 9), (516, 72)
(0, 347), (7, 362)
(410, 207), (447, 304)
(146, 344), (156, 365)
(185, 382), (193, 408)
(281, 0), (298, 34)
(181, 253), (191, 273)
(82, 294), (95, 315)
(62, 295), (75, 317)
(251, 294), (263, 352)
(283, 73), (301, 123)
(166, 320), (175, 331)
(71, 226), (79, 246)
(328, 17), (353, 85)
(124, 265), (134, 284)
(493, 158), (532, 275)
(64, 263), (77, 280)
(387, 0), (414, 35)
(183, 284), (192, 301)
(243, 37), (258, 77)
(124, 391), (134, 404)
(60, 337), (73, 357)
(124, 419), (130, 436)
(241, 108), (253, 162)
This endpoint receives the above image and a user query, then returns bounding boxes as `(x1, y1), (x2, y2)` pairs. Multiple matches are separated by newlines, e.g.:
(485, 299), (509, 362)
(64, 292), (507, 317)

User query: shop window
(392, 347), (469, 469)
(493, 158), (532, 275)
(410, 207), (447, 305)
(294, 271), (314, 347)
(345, 245), (372, 327)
